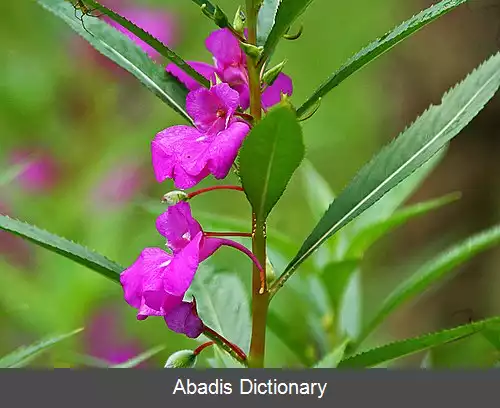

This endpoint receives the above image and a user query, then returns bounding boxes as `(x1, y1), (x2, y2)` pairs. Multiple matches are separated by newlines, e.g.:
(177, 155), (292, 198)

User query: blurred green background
(1, 0), (500, 368)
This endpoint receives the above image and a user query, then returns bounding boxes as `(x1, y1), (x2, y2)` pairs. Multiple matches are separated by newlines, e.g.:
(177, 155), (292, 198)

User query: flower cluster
(120, 27), (292, 340)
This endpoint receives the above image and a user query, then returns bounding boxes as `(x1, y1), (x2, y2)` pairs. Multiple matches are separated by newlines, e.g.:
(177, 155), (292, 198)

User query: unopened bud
(262, 60), (287, 86)
(164, 350), (197, 368)
(233, 6), (245, 33)
(240, 43), (264, 59)
(162, 190), (188, 205)
(266, 257), (276, 286)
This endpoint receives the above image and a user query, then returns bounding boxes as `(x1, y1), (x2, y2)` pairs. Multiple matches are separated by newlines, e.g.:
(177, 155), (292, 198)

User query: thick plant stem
(245, 0), (268, 368)
(249, 217), (269, 368)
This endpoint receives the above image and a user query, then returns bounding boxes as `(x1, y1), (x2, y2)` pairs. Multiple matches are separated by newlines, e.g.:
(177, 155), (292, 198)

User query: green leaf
(275, 52), (500, 295)
(257, 0), (282, 46)
(321, 260), (360, 313)
(357, 224), (500, 347)
(296, 0), (468, 117)
(0, 328), (83, 368)
(314, 338), (350, 368)
(338, 317), (500, 368)
(300, 160), (336, 222)
(189, 267), (250, 368)
(0, 215), (123, 283)
(111, 345), (166, 368)
(37, 0), (191, 122)
(343, 147), (446, 237)
(345, 192), (460, 258)
(239, 105), (305, 223)
(84, 0), (210, 88)
(260, 0), (315, 64)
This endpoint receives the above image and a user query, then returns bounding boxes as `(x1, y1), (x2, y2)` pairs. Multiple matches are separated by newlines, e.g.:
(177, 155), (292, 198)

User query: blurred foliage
(1, 0), (500, 368)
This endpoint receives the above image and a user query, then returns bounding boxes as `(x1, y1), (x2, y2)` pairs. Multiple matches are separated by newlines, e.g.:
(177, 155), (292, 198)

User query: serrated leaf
(111, 345), (166, 368)
(343, 148), (446, 238)
(0, 328), (83, 368)
(189, 267), (250, 368)
(0, 215), (123, 283)
(37, 0), (191, 122)
(345, 192), (460, 258)
(260, 0), (315, 64)
(239, 105), (305, 223)
(314, 338), (350, 368)
(357, 224), (500, 347)
(338, 317), (500, 368)
(297, 0), (468, 116)
(257, 0), (282, 46)
(275, 52), (500, 296)
(84, 0), (210, 88)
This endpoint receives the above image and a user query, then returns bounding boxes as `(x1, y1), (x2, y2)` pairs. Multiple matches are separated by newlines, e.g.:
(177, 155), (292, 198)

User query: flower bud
(262, 60), (287, 87)
(161, 190), (188, 205)
(240, 43), (264, 60)
(265, 256), (276, 286)
(232, 6), (245, 33)
(164, 350), (197, 368)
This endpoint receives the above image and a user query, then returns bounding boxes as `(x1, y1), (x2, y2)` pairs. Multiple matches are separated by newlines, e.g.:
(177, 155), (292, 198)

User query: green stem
(249, 216), (269, 368)
(245, 0), (268, 369)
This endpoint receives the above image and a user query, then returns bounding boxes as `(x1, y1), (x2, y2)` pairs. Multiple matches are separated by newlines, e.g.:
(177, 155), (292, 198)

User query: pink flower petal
(261, 73), (293, 109)
(166, 61), (217, 91)
(205, 28), (243, 67)
(164, 301), (204, 338)
(155, 202), (203, 253)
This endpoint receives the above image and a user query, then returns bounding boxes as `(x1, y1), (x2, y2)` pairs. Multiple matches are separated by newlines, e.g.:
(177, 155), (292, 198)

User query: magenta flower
(90, 161), (148, 212)
(151, 83), (250, 189)
(120, 201), (261, 337)
(166, 28), (293, 110)
(85, 307), (146, 366)
(7, 147), (59, 194)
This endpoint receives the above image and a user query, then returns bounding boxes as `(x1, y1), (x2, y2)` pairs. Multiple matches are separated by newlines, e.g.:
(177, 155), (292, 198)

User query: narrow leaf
(239, 105), (305, 223)
(275, 52), (500, 295)
(345, 192), (460, 258)
(321, 260), (360, 312)
(111, 345), (166, 368)
(257, 0), (282, 46)
(0, 215), (123, 283)
(297, 0), (468, 116)
(0, 328), (83, 368)
(300, 160), (336, 222)
(260, 0), (315, 63)
(338, 317), (500, 368)
(37, 0), (191, 122)
(344, 147), (446, 237)
(314, 338), (350, 368)
(84, 0), (210, 88)
(357, 224), (500, 346)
